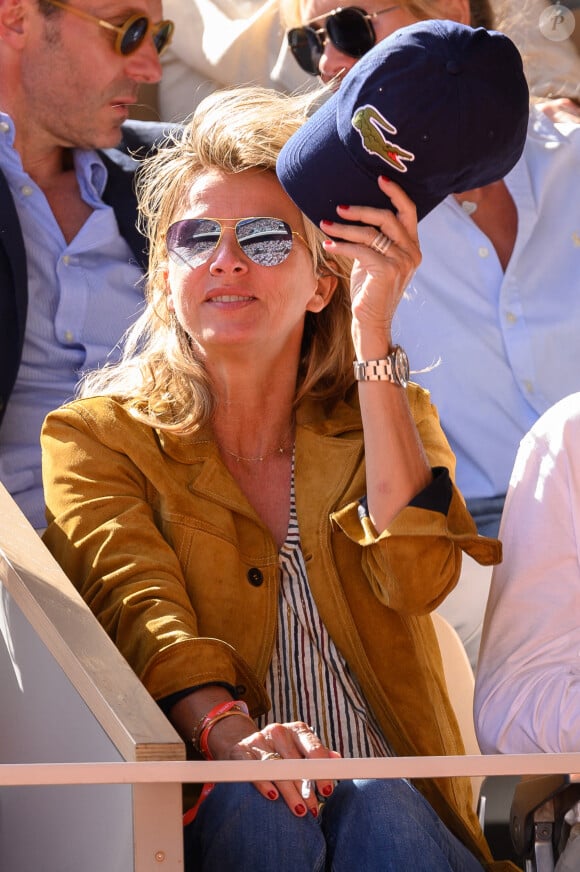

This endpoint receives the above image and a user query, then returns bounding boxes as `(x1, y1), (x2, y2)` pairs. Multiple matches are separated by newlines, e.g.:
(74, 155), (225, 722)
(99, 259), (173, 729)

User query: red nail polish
(322, 785), (333, 797)
(310, 806), (318, 818)
(295, 803), (306, 815)
(267, 790), (278, 800)
(338, 204), (350, 210)
(320, 219), (333, 226)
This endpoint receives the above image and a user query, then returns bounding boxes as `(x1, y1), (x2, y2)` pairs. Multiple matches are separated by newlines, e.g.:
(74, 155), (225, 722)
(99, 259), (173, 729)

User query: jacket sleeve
(330, 384), (501, 614)
(40, 402), (264, 709)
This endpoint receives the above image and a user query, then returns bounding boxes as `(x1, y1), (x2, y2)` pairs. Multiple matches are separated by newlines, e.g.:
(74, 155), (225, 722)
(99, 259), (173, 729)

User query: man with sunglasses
(0, 0), (175, 530)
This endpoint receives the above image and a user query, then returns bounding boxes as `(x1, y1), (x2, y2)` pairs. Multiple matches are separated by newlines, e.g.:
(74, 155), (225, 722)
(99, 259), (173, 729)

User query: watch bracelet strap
(353, 357), (397, 382)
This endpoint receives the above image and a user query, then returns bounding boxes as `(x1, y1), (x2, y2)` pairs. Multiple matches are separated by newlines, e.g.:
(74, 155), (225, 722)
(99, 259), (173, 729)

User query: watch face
(394, 347), (410, 387)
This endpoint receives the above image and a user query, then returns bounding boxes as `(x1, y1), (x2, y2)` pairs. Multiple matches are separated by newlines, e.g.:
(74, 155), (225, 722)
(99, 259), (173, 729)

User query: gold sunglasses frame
(44, 0), (174, 55)
(166, 217), (310, 267)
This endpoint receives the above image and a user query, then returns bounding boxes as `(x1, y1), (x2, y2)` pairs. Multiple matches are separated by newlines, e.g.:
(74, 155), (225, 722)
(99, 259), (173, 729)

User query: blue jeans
(465, 495), (505, 539)
(183, 778), (485, 871)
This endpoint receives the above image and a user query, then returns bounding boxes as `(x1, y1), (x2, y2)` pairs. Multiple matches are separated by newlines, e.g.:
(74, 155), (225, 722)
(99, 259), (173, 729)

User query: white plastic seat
(432, 612), (483, 816)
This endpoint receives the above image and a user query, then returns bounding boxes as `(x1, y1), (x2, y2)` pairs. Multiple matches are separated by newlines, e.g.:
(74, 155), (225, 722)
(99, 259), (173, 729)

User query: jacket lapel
(0, 169), (28, 423)
(99, 150), (147, 271)
(294, 401), (367, 638)
(99, 120), (180, 272)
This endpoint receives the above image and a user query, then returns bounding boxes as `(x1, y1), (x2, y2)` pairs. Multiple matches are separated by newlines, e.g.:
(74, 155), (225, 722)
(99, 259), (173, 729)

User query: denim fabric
(183, 779), (485, 871)
(465, 495), (506, 539)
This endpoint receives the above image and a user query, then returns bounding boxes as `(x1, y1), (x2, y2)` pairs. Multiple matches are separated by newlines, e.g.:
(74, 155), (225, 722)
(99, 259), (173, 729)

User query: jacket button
(247, 567), (263, 587)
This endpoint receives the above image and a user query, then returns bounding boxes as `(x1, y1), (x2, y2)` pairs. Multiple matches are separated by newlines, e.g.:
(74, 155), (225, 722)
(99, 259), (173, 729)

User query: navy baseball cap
(276, 20), (529, 224)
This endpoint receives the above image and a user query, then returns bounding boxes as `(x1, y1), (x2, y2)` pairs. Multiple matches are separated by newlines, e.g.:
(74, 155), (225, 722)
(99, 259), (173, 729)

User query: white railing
(2, 482), (580, 870)
(3, 753), (580, 788)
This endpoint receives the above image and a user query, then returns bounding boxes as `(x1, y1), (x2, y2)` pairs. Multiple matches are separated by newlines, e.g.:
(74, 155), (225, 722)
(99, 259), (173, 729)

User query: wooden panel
(0, 483), (184, 763)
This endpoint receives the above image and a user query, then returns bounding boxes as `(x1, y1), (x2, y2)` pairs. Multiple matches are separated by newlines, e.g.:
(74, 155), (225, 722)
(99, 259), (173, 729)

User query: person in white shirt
(475, 392), (580, 754)
(158, 0), (313, 122)
(281, 0), (580, 666)
(393, 105), (580, 538)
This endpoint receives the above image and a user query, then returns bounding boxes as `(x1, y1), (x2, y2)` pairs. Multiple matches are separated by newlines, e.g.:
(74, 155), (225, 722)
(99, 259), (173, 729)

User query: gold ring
(370, 231), (393, 256)
(262, 751), (283, 760)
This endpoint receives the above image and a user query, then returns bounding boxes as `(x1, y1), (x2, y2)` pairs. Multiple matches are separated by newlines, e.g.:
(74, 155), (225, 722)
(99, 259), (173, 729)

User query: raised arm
(321, 176), (431, 532)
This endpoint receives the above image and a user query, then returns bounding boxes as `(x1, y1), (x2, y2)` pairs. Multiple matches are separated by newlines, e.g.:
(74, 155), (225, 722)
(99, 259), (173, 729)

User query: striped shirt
(257, 458), (392, 759)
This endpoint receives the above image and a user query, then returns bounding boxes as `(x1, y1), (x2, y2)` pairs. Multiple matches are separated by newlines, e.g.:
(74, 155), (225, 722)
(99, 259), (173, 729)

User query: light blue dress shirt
(0, 113), (144, 530)
(394, 108), (580, 512)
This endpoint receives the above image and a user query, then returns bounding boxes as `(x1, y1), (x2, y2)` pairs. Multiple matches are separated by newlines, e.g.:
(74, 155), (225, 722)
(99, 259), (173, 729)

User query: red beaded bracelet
(191, 700), (250, 756)
(198, 709), (253, 760)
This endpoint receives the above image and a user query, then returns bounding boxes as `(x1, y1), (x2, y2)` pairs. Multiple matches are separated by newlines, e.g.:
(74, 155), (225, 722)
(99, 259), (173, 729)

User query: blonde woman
(40, 85), (507, 871)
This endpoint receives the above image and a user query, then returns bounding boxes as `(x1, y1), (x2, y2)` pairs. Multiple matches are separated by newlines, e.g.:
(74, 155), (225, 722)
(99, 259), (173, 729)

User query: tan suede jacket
(41, 384), (515, 871)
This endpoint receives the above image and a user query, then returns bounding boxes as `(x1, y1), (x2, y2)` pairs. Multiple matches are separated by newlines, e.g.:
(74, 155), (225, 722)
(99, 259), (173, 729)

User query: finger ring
(370, 231), (392, 255)
(262, 751), (283, 760)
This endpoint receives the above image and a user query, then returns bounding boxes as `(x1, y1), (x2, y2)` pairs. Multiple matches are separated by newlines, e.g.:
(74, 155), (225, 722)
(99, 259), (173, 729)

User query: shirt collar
(0, 111), (17, 154)
(74, 148), (108, 203)
(0, 110), (107, 201)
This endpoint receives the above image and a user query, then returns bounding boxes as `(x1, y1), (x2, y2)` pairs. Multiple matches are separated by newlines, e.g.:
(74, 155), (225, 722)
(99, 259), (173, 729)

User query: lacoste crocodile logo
(352, 105), (415, 173)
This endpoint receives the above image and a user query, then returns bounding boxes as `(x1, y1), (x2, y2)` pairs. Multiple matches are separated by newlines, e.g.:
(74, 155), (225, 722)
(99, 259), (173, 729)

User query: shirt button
(247, 567), (264, 587)
(62, 255), (71, 265)
(64, 330), (74, 343)
(505, 311), (517, 325)
(0, 121), (10, 133)
(524, 380), (534, 394)
(21, 185), (33, 196)
(478, 246), (489, 258)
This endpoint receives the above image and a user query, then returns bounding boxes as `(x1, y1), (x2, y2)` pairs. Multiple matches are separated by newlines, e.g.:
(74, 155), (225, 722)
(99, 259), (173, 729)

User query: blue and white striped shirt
(257, 459), (392, 759)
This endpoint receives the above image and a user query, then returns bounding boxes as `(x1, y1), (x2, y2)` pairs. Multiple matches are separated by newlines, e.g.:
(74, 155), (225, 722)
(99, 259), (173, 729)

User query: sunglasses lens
(153, 20), (174, 55)
(287, 27), (323, 76)
(119, 16), (149, 54)
(236, 218), (293, 266)
(166, 219), (295, 268)
(327, 7), (375, 58)
(167, 219), (221, 267)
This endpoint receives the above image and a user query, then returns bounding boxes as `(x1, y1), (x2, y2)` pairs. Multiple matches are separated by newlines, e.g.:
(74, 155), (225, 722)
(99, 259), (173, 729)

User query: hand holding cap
(276, 20), (529, 224)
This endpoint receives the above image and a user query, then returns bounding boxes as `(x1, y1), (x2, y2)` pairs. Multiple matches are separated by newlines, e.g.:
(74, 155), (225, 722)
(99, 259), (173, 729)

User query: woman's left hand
(320, 177), (421, 348)
(229, 720), (341, 818)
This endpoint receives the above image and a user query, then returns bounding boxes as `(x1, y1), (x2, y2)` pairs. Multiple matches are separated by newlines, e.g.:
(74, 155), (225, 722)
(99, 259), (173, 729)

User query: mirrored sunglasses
(287, 5), (399, 76)
(166, 217), (309, 268)
(45, 0), (174, 56)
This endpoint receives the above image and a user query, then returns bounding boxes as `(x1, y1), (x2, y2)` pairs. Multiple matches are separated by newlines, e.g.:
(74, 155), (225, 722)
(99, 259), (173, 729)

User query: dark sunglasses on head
(166, 217), (309, 268)
(287, 5), (399, 76)
(44, 0), (174, 55)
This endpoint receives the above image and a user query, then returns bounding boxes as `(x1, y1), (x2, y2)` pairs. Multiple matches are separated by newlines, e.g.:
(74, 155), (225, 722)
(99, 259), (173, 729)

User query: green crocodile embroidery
(351, 105), (415, 172)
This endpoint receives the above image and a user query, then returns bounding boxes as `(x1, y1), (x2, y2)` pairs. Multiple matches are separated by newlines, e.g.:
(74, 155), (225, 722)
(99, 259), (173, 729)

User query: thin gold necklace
(221, 424), (295, 463)
(223, 442), (294, 463)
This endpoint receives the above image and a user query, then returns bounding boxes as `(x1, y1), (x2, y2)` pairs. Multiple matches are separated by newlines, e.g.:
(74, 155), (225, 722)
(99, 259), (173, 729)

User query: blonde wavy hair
(279, 0), (493, 30)
(79, 86), (354, 434)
